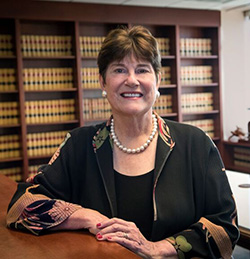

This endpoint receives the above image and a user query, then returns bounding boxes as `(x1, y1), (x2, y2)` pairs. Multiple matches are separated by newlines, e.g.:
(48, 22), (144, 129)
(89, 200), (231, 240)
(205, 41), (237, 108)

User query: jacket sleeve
(6, 132), (82, 235)
(166, 136), (240, 259)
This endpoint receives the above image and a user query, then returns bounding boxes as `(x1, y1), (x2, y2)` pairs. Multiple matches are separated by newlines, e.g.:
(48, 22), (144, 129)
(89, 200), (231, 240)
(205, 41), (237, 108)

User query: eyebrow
(110, 63), (151, 68)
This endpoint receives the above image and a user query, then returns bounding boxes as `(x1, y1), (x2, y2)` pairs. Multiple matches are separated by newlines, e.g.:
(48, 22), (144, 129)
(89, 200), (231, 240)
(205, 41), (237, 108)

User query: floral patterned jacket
(6, 114), (239, 258)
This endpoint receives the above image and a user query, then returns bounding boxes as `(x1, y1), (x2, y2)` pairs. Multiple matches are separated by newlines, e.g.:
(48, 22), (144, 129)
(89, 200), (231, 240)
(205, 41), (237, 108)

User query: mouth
(120, 92), (143, 98)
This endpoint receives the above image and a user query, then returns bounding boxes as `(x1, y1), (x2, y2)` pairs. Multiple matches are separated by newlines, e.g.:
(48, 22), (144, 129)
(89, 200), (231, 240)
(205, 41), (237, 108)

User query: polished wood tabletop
(0, 174), (139, 259)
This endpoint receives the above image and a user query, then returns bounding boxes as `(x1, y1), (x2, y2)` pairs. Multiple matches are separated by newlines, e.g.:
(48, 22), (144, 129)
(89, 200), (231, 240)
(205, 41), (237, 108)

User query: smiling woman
(7, 26), (239, 259)
(99, 55), (160, 118)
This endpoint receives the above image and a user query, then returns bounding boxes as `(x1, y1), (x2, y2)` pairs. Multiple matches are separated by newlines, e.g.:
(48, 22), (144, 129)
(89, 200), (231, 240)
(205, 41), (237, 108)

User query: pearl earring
(156, 90), (160, 98)
(102, 90), (107, 98)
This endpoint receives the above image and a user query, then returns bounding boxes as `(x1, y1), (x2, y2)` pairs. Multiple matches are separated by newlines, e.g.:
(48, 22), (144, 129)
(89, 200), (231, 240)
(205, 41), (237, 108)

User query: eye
(136, 68), (149, 74)
(114, 68), (126, 73)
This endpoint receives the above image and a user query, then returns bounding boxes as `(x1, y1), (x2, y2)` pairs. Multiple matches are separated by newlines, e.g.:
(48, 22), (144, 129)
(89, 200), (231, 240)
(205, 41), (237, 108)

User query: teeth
(122, 93), (142, 97)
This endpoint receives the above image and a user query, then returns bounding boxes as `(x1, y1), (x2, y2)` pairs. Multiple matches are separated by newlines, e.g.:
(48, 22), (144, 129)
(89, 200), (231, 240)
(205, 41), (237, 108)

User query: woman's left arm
(94, 138), (240, 258)
(165, 139), (240, 258)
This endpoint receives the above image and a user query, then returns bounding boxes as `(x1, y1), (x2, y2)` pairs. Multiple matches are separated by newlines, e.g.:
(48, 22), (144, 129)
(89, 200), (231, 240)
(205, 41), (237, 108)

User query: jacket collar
(92, 113), (175, 217)
(93, 113), (175, 152)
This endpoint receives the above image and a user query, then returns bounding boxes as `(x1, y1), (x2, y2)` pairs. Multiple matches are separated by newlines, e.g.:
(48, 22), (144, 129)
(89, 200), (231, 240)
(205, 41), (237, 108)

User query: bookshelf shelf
(160, 113), (178, 118)
(181, 83), (218, 88)
(224, 141), (250, 148)
(81, 56), (98, 60)
(26, 120), (79, 127)
(0, 124), (21, 128)
(181, 55), (218, 60)
(28, 155), (53, 160)
(162, 56), (176, 59)
(0, 1), (222, 181)
(0, 90), (19, 94)
(182, 110), (220, 116)
(23, 56), (76, 60)
(0, 157), (23, 163)
(160, 84), (177, 89)
(25, 89), (77, 93)
(0, 56), (16, 59)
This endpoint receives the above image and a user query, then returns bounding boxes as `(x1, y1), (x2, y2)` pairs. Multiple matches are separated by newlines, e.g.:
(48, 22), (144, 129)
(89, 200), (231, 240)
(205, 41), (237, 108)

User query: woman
(7, 26), (239, 258)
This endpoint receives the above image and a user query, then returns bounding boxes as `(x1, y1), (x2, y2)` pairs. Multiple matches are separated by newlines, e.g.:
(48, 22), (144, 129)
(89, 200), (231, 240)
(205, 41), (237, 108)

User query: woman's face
(100, 55), (161, 117)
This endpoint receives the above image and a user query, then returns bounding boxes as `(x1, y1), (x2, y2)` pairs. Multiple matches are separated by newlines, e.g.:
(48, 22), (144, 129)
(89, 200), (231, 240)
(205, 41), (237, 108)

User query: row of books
(0, 102), (19, 125)
(153, 95), (173, 114)
(79, 36), (171, 58)
(234, 147), (250, 169)
(23, 68), (74, 91)
(27, 130), (67, 157)
(156, 38), (170, 56)
(0, 134), (21, 160)
(0, 68), (16, 92)
(0, 66), (171, 92)
(0, 65), (214, 92)
(82, 95), (174, 121)
(181, 66), (213, 85)
(160, 66), (171, 85)
(0, 34), (14, 56)
(81, 67), (100, 89)
(180, 38), (212, 57)
(0, 164), (43, 182)
(80, 36), (105, 57)
(0, 34), (216, 59)
(83, 98), (111, 120)
(0, 166), (22, 181)
(184, 119), (215, 138)
(21, 35), (72, 57)
(181, 92), (214, 113)
(25, 99), (75, 124)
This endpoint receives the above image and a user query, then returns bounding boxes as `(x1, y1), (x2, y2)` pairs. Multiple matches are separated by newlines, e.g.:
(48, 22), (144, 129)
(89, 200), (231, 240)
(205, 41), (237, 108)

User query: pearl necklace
(110, 114), (158, 154)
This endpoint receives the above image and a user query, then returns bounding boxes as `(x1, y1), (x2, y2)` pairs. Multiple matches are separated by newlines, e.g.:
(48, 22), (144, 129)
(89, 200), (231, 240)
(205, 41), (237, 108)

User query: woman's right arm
(7, 184), (108, 235)
(7, 132), (108, 235)
(53, 207), (109, 234)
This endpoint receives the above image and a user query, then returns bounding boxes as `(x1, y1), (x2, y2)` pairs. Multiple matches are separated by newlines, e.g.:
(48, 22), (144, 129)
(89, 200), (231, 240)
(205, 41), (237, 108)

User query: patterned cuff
(166, 236), (192, 259)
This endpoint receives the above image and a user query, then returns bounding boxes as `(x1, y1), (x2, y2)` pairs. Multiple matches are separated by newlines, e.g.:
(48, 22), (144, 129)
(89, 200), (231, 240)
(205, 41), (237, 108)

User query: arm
(6, 132), (107, 235)
(166, 137), (239, 258)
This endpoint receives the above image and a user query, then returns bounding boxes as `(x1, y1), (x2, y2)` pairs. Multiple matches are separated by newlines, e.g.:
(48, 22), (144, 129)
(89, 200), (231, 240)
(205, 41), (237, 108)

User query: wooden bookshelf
(0, 1), (222, 181)
(223, 141), (250, 175)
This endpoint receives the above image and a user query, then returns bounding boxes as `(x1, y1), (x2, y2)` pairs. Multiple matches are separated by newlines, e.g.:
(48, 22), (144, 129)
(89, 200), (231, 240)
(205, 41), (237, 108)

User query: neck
(110, 112), (158, 154)
(111, 111), (154, 137)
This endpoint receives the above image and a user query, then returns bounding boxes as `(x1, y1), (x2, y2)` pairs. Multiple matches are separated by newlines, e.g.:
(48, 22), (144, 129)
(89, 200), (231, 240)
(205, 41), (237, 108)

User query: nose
(125, 72), (139, 87)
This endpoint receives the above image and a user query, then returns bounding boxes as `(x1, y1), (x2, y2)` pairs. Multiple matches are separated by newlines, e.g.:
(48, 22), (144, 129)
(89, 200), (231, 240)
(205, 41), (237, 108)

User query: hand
(53, 208), (109, 235)
(79, 208), (109, 235)
(95, 217), (178, 258)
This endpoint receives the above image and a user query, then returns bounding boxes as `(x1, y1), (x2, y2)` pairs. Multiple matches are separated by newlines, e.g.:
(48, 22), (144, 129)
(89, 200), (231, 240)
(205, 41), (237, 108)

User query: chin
(119, 108), (151, 117)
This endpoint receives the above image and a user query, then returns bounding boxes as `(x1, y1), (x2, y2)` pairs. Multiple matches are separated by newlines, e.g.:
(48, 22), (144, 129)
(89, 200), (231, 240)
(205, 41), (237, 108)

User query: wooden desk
(0, 175), (139, 259)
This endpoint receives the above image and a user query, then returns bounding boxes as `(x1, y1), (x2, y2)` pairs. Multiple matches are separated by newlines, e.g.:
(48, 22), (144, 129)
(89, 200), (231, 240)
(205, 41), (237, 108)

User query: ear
(99, 74), (105, 90)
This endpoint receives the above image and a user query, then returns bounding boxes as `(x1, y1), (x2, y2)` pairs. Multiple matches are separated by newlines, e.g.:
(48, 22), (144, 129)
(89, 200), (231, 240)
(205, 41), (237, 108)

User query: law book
(0, 35), (14, 56)
(160, 66), (171, 85)
(0, 134), (21, 159)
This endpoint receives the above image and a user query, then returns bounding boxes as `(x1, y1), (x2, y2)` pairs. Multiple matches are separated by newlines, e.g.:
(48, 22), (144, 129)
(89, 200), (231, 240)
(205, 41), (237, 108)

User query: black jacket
(7, 116), (239, 258)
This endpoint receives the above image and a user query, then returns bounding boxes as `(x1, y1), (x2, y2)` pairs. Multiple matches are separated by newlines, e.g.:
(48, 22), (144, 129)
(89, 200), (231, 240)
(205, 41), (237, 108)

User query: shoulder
(70, 123), (104, 136)
(64, 122), (106, 145)
(164, 119), (214, 148)
(165, 119), (206, 137)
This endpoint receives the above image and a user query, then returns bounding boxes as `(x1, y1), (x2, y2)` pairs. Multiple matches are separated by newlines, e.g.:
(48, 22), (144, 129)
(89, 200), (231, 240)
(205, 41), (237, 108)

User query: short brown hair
(97, 26), (161, 82)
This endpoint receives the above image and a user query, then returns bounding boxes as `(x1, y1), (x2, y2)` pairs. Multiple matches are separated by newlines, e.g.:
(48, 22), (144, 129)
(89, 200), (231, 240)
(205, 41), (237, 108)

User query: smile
(121, 92), (143, 98)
